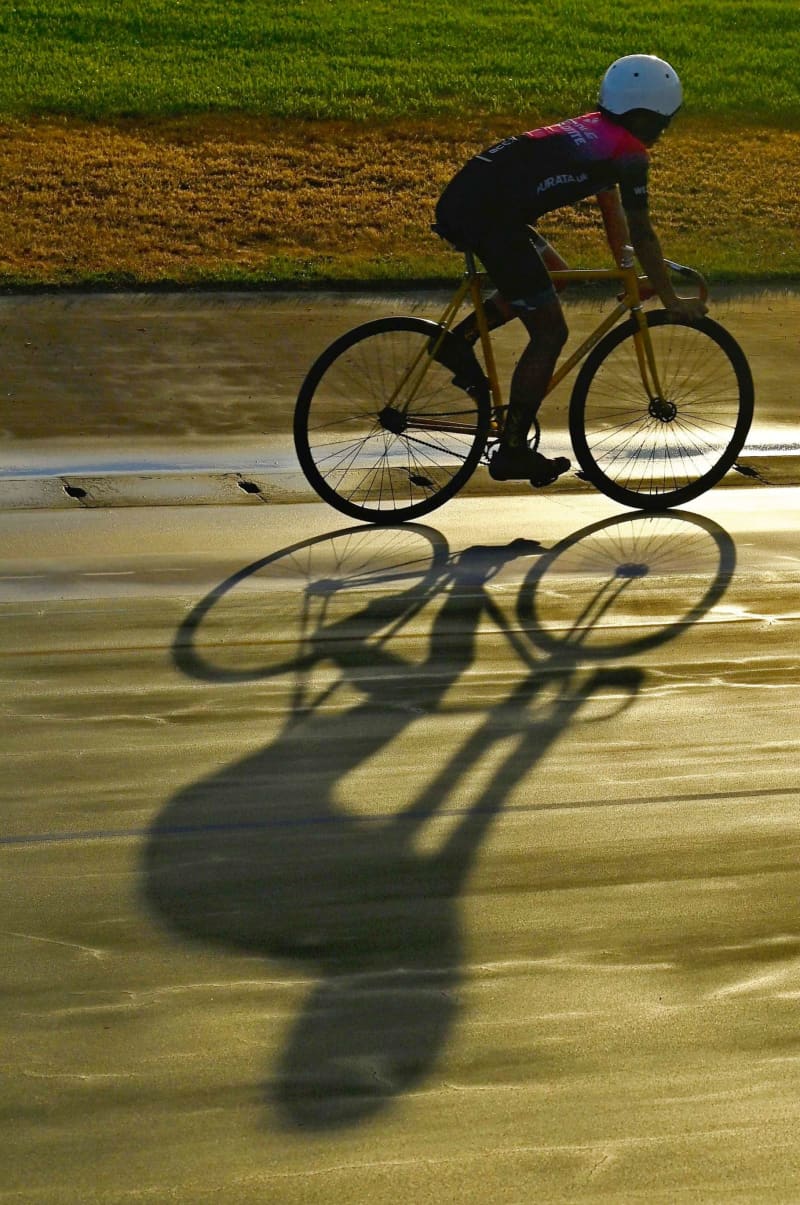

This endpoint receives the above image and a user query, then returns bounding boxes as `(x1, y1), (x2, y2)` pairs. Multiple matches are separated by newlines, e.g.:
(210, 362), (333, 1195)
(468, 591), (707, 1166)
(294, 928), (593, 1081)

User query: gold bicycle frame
(396, 245), (705, 439)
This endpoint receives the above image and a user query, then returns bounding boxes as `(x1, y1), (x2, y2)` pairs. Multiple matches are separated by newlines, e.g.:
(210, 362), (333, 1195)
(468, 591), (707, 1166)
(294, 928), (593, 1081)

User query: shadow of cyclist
(143, 512), (735, 1130)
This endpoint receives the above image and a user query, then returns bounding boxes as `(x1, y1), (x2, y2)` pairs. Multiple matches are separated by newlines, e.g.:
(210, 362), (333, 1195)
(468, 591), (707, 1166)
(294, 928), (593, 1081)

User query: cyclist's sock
(502, 410), (529, 449)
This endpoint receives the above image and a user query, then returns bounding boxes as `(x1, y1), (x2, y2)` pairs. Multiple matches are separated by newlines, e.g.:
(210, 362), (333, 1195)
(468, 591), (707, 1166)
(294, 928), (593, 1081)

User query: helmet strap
(603, 107), (674, 146)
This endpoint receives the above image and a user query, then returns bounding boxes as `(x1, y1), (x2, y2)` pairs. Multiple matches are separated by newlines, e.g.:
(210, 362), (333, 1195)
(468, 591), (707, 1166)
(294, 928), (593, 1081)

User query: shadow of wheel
(517, 509), (736, 661)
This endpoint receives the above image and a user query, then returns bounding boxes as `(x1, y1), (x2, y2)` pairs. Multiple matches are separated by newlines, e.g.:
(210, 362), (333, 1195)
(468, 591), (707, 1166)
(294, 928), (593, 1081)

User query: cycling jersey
(434, 111), (650, 310)
(436, 111), (649, 244)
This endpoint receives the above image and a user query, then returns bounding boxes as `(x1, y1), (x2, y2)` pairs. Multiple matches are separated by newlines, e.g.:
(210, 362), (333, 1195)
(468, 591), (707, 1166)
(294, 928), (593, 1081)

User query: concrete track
(2, 292), (800, 1202)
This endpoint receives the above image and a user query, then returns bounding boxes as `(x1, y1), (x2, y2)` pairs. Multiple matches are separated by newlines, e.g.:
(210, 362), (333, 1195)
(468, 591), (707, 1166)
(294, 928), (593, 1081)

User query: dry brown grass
(1, 114), (798, 286)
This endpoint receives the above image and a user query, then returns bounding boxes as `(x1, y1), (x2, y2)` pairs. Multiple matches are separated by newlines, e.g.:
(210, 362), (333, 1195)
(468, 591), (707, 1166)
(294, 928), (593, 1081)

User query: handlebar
(663, 260), (709, 304)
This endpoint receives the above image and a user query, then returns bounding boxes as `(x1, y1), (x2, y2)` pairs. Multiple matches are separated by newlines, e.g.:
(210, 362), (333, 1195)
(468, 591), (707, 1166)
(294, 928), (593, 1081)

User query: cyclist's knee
(518, 300), (568, 350)
(546, 310), (569, 350)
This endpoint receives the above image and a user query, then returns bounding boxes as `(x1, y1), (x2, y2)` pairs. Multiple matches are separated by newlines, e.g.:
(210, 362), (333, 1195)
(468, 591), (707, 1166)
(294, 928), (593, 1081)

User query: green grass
(1, 0), (798, 123)
(1, 1), (797, 287)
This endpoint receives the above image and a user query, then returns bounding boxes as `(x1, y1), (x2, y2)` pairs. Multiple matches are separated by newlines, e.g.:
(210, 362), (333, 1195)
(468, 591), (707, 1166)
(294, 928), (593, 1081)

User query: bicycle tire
(517, 509), (735, 661)
(173, 523), (450, 683)
(294, 317), (491, 524)
(569, 312), (754, 510)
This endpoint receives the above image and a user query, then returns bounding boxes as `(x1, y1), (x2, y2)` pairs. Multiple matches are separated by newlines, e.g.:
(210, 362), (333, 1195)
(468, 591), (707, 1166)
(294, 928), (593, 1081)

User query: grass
(2, 0), (799, 124)
(2, 114), (798, 289)
(0, 1), (798, 287)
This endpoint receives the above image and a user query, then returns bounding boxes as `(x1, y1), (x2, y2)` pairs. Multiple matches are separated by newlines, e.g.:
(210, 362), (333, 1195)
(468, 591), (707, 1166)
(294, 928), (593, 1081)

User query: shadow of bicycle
(142, 510), (735, 1130)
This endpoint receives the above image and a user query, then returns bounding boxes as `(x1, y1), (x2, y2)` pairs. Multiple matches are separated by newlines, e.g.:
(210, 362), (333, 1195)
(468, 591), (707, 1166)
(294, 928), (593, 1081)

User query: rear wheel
(294, 317), (491, 524)
(173, 523), (450, 683)
(569, 312), (753, 510)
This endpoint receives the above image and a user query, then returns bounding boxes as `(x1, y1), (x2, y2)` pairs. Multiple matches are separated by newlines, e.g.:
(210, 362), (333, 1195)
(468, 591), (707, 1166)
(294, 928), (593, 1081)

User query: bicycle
(294, 245), (754, 524)
(173, 511), (734, 687)
(153, 508), (736, 1126)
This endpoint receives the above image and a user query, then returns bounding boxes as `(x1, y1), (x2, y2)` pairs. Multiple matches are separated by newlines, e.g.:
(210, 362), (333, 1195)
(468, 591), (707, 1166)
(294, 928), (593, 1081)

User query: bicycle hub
(648, 396), (678, 423)
(379, 405), (408, 435)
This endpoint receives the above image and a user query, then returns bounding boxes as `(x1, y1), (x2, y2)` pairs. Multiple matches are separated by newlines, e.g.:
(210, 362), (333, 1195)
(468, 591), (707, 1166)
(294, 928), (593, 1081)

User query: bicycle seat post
(459, 249), (501, 411)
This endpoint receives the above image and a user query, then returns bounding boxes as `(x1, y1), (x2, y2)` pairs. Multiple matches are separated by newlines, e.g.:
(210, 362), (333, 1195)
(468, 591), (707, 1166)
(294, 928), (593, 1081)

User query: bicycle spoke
(570, 314), (753, 509)
(519, 510), (736, 659)
(296, 317), (489, 522)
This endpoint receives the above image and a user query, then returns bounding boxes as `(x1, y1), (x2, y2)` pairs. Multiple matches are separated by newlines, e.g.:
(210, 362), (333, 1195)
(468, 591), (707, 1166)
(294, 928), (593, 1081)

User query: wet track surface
(2, 293), (800, 1201)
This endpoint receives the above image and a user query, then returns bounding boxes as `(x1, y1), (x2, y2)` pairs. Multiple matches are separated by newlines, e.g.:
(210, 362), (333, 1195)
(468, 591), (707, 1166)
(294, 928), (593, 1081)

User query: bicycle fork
(545, 250), (667, 408)
(630, 308), (673, 419)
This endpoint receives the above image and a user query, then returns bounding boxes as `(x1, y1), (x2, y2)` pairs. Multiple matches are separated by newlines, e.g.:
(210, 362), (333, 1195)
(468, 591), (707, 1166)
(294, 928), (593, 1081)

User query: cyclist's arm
(597, 190), (660, 300)
(626, 206), (707, 319)
(596, 188), (631, 267)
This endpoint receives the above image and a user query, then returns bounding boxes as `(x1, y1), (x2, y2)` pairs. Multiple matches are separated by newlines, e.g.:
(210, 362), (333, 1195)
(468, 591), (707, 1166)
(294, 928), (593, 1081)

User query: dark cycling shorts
(435, 159), (557, 311)
(471, 225), (557, 311)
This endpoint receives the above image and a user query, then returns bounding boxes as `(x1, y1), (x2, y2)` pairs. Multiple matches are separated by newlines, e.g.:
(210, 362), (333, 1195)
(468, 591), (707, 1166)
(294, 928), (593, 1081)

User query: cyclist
(432, 54), (708, 487)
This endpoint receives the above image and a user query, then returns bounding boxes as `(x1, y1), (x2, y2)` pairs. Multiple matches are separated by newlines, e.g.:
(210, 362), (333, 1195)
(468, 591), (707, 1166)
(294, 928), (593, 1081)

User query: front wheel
(569, 312), (754, 510)
(294, 316), (490, 524)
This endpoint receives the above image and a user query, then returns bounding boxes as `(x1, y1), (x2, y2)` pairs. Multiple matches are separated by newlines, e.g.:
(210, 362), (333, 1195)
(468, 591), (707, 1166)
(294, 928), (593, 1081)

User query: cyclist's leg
(431, 165), (497, 384)
(448, 230), (569, 348)
(450, 224), (568, 485)
(475, 225), (568, 446)
(434, 174), (569, 472)
(451, 292), (514, 344)
(504, 297), (568, 447)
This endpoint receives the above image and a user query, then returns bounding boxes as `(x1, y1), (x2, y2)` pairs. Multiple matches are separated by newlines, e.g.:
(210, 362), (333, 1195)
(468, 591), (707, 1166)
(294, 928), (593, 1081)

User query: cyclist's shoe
(428, 330), (486, 393)
(489, 445), (571, 487)
(529, 453), (571, 488)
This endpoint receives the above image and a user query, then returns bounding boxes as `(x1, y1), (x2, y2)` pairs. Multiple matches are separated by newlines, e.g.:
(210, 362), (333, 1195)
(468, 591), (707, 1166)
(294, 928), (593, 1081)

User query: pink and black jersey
(514, 112), (649, 214)
(436, 112), (649, 245)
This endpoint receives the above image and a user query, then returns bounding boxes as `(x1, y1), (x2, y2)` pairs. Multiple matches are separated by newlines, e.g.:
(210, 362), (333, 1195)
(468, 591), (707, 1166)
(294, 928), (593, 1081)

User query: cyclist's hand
(665, 296), (708, 322)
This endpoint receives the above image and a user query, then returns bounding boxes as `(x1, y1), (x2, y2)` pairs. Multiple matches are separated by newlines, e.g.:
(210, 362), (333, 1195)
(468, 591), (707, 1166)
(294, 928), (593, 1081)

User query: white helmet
(599, 54), (683, 117)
